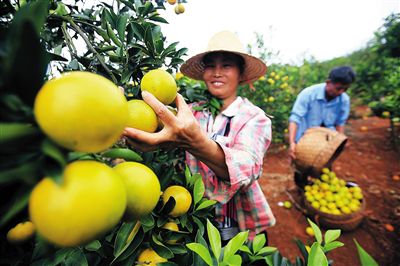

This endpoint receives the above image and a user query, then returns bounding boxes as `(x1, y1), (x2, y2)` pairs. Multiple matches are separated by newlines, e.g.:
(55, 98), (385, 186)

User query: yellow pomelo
(305, 226), (315, 236)
(34, 71), (128, 152)
(29, 161), (127, 247)
(7, 221), (35, 244)
(175, 3), (185, 14)
(126, 99), (158, 132)
(113, 162), (161, 220)
(137, 248), (167, 266)
(162, 185), (192, 217)
(140, 69), (177, 105)
(163, 221), (179, 232)
(163, 221), (180, 243)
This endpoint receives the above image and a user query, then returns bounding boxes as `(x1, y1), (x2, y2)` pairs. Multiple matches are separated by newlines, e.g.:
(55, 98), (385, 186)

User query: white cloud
(159, 0), (400, 64)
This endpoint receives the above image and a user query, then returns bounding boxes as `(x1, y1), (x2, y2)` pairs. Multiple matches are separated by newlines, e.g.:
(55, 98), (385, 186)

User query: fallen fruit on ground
(306, 226), (315, 236)
(34, 71), (128, 152)
(29, 160), (127, 247)
(6, 221), (35, 244)
(126, 99), (158, 132)
(162, 185), (192, 217)
(140, 69), (177, 105)
(114, 162), (161, 220)
(283, 201), (292, 209)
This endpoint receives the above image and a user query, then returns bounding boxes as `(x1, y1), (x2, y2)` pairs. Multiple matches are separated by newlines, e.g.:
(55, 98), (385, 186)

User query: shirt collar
(220, 97), (243, 117)
(317, 84), (326, 100)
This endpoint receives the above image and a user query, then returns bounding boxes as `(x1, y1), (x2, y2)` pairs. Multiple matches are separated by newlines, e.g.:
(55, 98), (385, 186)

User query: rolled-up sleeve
(289, 90), (309, 124)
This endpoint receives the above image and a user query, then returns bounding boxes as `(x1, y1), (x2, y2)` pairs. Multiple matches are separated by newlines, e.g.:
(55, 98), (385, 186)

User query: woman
(124, 31), (275, 243)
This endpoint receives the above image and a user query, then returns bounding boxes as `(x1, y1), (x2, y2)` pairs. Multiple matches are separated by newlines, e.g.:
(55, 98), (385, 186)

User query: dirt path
(259, 116), (400, 266)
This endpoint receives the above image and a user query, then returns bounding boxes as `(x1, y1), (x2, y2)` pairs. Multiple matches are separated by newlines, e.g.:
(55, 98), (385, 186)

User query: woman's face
(202, 52), (243, 101)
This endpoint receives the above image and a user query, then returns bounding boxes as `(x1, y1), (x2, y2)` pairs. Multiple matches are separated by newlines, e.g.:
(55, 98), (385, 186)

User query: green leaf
(121, 69), (134, 84)
(206, 219), (221, 261)
(129, 22), (145, 40)
(354, 239), (379, 266)
(252, 233), (267, 253)
(2, 21), (50, 106)
(186, 243), (213, 266)
(307, 218), (322, 244)
(294, 238), (308, 262)
(307, 243), (328, 266)
(0, 161), (39, 185)
(112, 224), (144, 263)
(195, 200), (217, 211)
(95, 27), (111, 42)
(223, 231), (249, 261)
(193, 177), (205, 205)
(64, 248), (88, 266)
(117, 14), (129, 41)
(184, 165), (192, 186)
(41, 138), (67, 167)
(161, 42), (178, 58)
(238, 245), (251, 254)
(107, 22), (123, 47)
(323, 241), (344, 253)
(257, 246), (277, 255)
(111, 222), (144, 264)
(10, 0), (49, 34)
(113, 222), (136, 256)
(192, 217), (205, 236)
(150, 234), (174, 259)
(102, 148), (143, 162)
(102, 8), (116, 28)
(324, 229), (341, 244)
(141, 1), (153, 16)
(225, 254), (242, 266)
(149, 15), (168, 24)
(0, 123), (39, 143)
(84, 240), (101, 251)
(141, 213), (155, 228)
(144, 26), (155, 58)
(0, 188), (30, 228)
(120, 0), (136, 10)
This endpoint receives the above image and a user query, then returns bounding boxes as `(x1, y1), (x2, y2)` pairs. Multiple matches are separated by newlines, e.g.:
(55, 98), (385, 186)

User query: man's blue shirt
(289, 83), (350, 142)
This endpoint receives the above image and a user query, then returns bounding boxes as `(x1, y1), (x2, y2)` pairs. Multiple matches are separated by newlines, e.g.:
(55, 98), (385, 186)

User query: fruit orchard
(0, 1), (398, 266)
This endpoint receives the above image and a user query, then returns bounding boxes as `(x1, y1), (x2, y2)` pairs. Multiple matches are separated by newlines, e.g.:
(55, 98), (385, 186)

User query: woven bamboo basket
(303, 184), (366, 231)
(294, 127), (348, 177)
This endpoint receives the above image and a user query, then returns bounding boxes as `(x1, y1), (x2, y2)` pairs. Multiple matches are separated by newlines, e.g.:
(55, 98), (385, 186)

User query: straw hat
(180, 31), (267, 84)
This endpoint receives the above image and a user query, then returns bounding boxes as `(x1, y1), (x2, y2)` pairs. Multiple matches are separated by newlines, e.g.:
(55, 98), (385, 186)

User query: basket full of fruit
(303, 168), (366, 231)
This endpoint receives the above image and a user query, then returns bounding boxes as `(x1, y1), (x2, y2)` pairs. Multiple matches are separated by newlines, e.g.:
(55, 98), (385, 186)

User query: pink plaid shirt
(186, 97), (276, 239)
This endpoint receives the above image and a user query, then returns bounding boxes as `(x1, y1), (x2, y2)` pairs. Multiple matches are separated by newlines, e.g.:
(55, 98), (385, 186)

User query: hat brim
(180, 50), (267, 85)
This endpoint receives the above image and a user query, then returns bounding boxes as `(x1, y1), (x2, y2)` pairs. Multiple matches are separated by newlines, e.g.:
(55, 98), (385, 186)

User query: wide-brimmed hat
(180, 31), (267, 84)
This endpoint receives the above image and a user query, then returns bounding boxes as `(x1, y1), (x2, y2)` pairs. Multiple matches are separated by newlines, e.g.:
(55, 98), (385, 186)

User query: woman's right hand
(123, 91), (206, 152)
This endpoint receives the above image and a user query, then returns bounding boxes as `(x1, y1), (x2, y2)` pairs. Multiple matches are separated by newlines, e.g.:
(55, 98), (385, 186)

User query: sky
(158, 0), (400, 65)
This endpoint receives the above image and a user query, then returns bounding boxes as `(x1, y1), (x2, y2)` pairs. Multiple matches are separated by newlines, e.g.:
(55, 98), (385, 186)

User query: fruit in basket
(304, 169), (363, 215)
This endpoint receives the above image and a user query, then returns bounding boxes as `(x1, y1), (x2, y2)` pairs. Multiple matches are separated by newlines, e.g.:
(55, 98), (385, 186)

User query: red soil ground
(259, 115), (400, 266)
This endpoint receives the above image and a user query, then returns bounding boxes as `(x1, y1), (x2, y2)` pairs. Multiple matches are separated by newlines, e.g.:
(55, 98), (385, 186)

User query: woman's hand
(123, 91), (206, 152)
